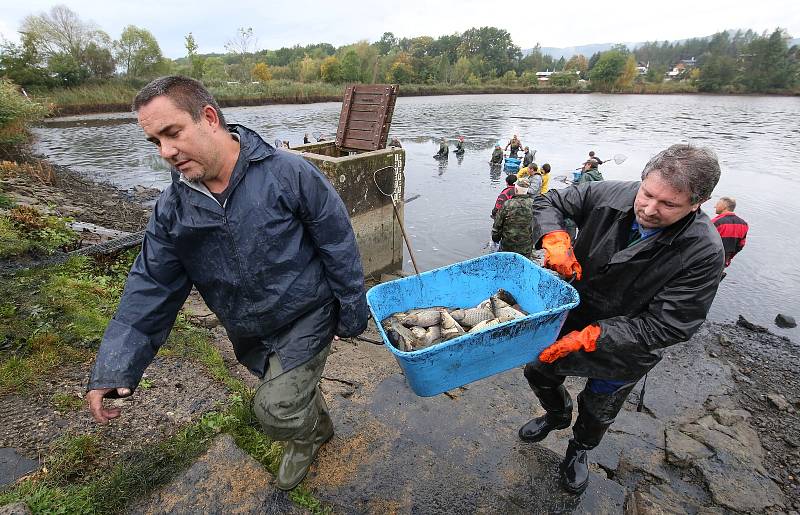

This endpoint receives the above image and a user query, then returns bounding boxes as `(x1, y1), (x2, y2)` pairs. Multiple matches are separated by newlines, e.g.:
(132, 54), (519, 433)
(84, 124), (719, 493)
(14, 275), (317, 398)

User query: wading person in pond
(490, 144), (504, 165)
(85, 76), (368, 491)
(454, 135), (465, 155)
(491, 173), (517, 218)
(505, 134), (522, 156)
(522, 146), (535, 168)
(491, 177), (535, 259)
(574, 158), (603, 184)
(434, 137), (449, 159)
(711, 196), (748, 269)
(520, 144), (724, 494)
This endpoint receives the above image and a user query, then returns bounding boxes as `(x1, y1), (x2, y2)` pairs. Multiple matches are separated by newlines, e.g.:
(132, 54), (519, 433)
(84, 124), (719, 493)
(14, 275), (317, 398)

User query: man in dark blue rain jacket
(86, 76), (368, 491)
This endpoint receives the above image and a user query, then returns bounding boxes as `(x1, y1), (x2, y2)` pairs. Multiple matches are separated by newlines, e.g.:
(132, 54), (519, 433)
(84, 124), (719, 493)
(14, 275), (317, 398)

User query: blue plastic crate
(504, 157), (522, 172)
(366, 252), (579, 396)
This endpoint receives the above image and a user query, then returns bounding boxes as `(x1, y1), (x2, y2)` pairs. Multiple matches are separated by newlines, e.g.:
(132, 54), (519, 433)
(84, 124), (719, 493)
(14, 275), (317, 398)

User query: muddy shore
(1, 159), (799, 513)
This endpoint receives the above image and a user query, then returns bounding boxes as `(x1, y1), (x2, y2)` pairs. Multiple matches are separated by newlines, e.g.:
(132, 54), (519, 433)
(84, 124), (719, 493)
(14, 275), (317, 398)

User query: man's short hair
(719, 196), (736, 211)
(133, 76), (227, 127)
(505, 174), (517, 186)
(542, 163), (551, 173)
(641, 144), (721, 204)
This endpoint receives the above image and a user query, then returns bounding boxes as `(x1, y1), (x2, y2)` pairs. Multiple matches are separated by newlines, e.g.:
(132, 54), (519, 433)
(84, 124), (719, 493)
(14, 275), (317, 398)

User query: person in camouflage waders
(491, 177), (535, 259)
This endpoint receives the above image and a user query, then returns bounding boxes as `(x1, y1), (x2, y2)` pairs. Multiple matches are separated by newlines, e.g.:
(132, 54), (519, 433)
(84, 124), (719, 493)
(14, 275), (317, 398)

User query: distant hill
(530, 43), (632, 60)
(527, 34), (800, 60)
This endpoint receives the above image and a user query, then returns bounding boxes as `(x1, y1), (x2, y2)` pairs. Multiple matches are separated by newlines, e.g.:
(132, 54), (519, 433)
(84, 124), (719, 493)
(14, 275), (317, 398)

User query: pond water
(31, 93), (800, 338)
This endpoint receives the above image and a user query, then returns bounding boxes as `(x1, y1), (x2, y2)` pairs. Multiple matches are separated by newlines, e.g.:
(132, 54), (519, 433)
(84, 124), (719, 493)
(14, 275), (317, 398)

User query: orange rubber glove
(539, 325), (601, 363)
(541, 231), (582, 281)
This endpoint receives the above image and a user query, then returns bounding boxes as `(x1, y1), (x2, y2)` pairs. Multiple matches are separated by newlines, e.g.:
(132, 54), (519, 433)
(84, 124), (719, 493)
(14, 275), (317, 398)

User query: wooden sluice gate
(290, 84), (405, 276)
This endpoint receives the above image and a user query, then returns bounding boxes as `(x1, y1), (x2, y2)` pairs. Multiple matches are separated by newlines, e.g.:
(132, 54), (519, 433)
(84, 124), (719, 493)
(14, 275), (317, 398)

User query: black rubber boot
(559, 386), (628, 494)
(519, 383), (573, 442)
(560, 439), (591, 494)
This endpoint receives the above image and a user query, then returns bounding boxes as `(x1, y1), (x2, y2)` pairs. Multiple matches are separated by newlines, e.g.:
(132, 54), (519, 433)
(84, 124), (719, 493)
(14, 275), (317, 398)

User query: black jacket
(532, 181), (724, 380)
(88, 125), (368, 391)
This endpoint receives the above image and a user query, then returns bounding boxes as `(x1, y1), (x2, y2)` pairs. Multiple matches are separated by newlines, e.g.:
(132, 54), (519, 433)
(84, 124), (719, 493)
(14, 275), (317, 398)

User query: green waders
(252, 344), (333, 490)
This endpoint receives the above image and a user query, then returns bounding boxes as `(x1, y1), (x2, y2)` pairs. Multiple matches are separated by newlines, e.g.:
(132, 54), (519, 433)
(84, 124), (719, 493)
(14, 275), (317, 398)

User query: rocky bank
(1, 160), (799, 514)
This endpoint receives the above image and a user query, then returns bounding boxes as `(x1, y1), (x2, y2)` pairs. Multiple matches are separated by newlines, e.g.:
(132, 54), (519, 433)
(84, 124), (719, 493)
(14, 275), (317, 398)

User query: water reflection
(489, 163), (502, 183)
(31, 93), (800, 338)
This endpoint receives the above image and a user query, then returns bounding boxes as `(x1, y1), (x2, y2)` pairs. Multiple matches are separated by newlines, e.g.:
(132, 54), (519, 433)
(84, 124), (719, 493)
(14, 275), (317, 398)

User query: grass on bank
(30, 76), (712, 116)
(0, 197), (329, 513)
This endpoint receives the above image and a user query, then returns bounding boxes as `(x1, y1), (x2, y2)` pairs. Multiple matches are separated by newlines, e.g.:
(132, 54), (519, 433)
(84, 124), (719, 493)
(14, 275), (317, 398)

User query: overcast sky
(1, 0), (798, 59)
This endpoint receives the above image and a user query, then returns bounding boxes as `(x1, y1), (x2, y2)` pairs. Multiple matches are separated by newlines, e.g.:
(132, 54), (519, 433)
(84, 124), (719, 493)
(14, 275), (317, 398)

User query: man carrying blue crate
(520, 144), (725, 494)
(85, 76), (368, 491)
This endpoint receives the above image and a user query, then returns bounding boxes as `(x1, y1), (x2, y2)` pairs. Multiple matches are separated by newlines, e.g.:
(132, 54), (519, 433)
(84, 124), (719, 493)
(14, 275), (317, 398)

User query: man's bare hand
(87, 387), (132, 423)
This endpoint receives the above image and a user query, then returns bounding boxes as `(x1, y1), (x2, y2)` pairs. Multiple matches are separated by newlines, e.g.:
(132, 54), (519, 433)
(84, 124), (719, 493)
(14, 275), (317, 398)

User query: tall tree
(340, 50), (361, 82)
(225, 27), (258, 81)
(114, 25), (163, 79)
(225, 27), (258, 56)
(202, 57), (227, 81)
(565, 54), (589, 78)
(185, 32), (204, 79)
(320, 56), (342, 83)
(616, 55), (638, 88)
(589, 50), (627, 91)
(697, 54), (737, 91)
(0, 38), (51, 88)
(458, 27), (521, 77)
(375, 32), (398, 56)
(20, 5), (113, 82)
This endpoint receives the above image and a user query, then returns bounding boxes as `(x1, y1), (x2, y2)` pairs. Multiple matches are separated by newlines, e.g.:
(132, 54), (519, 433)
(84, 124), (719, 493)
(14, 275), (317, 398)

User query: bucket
(366, 252), (579, 396)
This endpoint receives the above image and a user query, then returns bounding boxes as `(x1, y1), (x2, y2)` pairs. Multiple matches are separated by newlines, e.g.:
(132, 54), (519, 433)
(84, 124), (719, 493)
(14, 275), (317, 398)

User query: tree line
(1, 5), (798, 94)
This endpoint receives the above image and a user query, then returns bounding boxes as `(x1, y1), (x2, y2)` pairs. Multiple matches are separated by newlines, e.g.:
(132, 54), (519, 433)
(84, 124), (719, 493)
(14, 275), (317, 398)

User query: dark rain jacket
(88, 125), (368, 391)
(576, 168), (603, 184)
(523, 151), (534, 168)
(492, 193), (534, 258)
(532, 180), (724, 381)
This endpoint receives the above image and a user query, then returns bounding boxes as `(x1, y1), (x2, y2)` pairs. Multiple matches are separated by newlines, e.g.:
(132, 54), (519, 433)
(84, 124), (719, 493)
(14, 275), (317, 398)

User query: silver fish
(490, 296), (525, 319)
(417, 325), (442, 349)
(389, 318), (416, 352)
(410, 326), (427, 339)
(440, 309), (465, 340)
(467, 315), (515, 333)
(401, 309), (442, 328)
(450, 307), (494, 328)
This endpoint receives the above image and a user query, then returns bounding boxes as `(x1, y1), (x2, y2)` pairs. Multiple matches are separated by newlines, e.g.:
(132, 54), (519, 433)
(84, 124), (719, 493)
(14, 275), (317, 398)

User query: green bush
(0, 79), (50, 147)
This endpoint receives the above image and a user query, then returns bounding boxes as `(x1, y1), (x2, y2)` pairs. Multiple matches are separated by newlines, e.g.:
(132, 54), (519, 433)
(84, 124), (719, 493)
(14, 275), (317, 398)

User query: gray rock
(0, 448), (38, 488)
(639, 332), (732, 422)
(712, 408), (750, 427)
(127, 434), (305, 515)
(0, 503), (32, 515)
(619, 445), (670, 482)
(665, 429), (713, 467)
(696, 458), (785, 512)
(630, 484), (701, 515)
(775, 313), (797, 328)
(767, 393), (791, 411)
(674, 412), (786, 512)
(736, 315), (768, 332)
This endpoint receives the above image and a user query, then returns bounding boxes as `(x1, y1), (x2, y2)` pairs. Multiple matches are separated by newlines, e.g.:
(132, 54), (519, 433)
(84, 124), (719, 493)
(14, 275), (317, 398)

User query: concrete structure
(290, 141), (405, 276)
